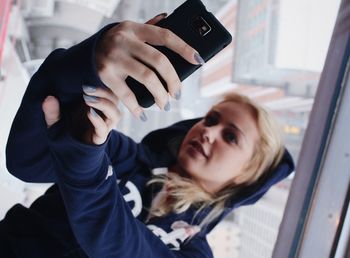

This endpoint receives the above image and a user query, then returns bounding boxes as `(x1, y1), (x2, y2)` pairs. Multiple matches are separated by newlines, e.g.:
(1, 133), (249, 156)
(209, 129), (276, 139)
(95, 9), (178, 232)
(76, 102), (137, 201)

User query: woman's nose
(202, 126), (220, 144)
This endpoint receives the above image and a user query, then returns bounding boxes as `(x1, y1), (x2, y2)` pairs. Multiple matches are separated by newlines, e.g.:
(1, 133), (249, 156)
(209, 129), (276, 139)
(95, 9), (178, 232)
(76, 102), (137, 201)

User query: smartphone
(126, 0), (232, 108)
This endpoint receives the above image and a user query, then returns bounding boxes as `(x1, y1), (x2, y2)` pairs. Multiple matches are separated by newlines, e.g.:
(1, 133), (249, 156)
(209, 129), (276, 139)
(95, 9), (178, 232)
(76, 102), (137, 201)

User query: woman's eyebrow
(228, 123), (247, 142)
(212, 110), (247, 142)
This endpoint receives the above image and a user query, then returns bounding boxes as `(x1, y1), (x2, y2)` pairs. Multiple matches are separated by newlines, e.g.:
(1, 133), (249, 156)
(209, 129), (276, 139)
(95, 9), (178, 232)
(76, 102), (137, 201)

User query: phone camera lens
(192, 16), (211, 37)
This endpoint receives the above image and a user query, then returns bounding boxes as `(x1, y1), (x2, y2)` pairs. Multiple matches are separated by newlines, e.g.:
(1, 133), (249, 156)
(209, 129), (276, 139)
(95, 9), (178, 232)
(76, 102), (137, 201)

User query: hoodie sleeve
(47, 122), (213, 258)
(5, 23), (117, 183)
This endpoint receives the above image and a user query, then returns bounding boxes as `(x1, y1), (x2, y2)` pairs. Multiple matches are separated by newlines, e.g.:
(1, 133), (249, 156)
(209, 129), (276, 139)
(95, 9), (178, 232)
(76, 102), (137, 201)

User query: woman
(3, 14), (294, 258)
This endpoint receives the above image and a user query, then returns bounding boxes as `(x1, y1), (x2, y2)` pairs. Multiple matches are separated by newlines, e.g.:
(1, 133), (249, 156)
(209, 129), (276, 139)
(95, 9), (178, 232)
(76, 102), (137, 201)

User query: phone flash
(192, 16), (211, 37)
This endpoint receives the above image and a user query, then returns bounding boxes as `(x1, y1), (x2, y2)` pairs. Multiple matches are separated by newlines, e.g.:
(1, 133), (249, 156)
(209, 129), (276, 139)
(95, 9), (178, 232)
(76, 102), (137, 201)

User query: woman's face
(176, 101), (260, 194)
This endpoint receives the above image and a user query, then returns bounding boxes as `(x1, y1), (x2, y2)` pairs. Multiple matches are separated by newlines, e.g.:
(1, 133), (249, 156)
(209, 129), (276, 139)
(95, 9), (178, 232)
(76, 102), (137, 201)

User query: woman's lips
(189, 140), (208, 158)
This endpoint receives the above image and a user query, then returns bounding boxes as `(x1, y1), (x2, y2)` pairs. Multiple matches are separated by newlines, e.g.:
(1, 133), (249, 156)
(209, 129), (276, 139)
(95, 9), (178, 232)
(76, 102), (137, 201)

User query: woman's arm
(47, 122), (212, 258)
(5, 24), (117, 183)
(40, 53), (210, 258)
(6, 14), (199, 182)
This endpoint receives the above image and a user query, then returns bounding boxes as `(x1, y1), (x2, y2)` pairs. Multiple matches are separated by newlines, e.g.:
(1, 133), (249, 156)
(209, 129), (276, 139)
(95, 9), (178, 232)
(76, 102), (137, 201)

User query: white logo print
(110, 166), (201, 250)
(147, 221), (200, 250)
(107, 165), (143, 217)
(122, 181), (143, 217)
(105, 166), (114, 179)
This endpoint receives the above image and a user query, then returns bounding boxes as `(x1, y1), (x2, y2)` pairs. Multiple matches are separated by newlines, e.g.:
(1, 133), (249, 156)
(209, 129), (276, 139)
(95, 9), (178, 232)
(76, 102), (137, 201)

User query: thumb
(145, 13), (167, 25)
(42, 96), (60, 128)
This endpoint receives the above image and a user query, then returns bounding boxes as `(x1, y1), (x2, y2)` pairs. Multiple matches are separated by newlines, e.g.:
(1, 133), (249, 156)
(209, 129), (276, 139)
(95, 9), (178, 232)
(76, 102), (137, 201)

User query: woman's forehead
(212, 101), (260, 141)
(212, 101), (254, 118)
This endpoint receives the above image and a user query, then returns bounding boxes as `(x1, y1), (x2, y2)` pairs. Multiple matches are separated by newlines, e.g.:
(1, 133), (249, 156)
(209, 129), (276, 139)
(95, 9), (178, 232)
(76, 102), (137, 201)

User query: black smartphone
(126, 0), (232, 108)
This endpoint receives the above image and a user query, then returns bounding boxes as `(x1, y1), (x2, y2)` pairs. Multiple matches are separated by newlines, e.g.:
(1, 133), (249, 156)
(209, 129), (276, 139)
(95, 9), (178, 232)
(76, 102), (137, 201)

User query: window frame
(272, 0), (350, 257)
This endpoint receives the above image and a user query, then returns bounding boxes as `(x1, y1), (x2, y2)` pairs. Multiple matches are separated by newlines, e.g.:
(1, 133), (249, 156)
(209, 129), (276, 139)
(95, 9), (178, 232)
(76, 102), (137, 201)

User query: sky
(275, 0), (341, 72)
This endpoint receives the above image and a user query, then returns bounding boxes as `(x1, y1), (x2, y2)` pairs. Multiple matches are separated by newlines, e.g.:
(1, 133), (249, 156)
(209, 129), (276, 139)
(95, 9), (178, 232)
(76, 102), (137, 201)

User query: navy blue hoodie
(4, 23), (295, 258)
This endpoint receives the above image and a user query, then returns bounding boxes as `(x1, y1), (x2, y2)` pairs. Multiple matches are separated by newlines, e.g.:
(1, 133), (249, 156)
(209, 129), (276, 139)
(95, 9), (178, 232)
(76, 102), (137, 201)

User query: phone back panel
(126, 0), (232, 107)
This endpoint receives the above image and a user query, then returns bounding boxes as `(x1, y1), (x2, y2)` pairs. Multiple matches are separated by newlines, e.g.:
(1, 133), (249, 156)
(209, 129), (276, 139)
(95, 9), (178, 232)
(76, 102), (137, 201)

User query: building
(236, 182), (291, 258)
(207, 220), (241, 258)
(206, 180), (291, 258)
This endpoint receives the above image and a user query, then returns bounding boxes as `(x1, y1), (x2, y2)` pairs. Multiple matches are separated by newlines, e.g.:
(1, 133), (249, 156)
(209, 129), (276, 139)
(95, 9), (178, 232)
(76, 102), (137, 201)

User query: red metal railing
(0, 0), (13, 68)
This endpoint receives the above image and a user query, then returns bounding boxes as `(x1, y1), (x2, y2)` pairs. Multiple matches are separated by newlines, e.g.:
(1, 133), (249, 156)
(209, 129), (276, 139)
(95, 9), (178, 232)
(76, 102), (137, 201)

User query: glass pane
(0, 0), (341, 257)
(201, 1), (341, 258)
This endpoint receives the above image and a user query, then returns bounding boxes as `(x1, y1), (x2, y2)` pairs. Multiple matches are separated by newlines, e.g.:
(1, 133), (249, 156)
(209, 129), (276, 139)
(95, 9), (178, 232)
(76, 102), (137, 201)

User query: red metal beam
(0, 0), (13, 68)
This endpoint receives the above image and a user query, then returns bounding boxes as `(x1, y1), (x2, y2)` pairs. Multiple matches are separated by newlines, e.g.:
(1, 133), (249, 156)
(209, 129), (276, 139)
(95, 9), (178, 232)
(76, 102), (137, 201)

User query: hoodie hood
(141, 118), (295, 232)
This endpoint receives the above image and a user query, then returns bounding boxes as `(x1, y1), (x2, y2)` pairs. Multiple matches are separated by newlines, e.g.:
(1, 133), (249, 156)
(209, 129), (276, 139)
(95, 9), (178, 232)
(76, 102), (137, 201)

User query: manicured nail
(83, 94), (98, 103)
(194, 52), (205, 65)
(82, 85), (96, 93)
(164, 101), (171, 111)
(175, 90), (181, 100)
(44, 96), (54, 102)
(156, 12), (167, 19)
(140, 111), (148, 122)
(90, 108), (98, 117)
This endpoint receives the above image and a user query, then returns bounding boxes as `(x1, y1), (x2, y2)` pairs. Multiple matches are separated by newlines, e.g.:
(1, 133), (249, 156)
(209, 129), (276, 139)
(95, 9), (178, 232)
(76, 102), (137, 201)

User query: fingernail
(156, 12), (167, 19)
(44, 96), (53, 102)
(82, 85), (96, 93)
(140, 111), (148, 122)
(90, 108), (98, 117)
(83, 94), (98, 103)
(194, 52), (205, 65)
(164, 101), (171, 112)
(175, 90), (181, 100)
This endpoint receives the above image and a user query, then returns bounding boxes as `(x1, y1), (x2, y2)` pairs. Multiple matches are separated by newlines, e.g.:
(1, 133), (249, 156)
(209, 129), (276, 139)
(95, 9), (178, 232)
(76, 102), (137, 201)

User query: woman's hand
(42, 86), (122, 145)
(96, 14), (204, 120)
(82, 86), (122, 145)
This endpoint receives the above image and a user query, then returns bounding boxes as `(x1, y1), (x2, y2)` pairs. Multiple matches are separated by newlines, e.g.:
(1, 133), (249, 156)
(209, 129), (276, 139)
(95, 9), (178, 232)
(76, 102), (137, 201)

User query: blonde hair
(147, 92), (285, 228)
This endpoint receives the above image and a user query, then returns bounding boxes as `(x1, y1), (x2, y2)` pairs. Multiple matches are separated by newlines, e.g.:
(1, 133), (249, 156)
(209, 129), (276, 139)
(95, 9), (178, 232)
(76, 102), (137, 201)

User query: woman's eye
(224, 132), (237, 144)
(204, 114), (218, 126)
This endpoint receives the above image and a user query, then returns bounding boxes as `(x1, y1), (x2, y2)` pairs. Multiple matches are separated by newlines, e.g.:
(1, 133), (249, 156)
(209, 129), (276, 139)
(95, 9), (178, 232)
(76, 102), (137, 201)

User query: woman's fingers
(133, 22), (205, 65)
(126, 39), (181, 100)
(83, 85), (141, 125)
(82, 85), (119, 105)
(42, 96), (60, 128)
(145, 13), (167, 25)
(98, 68), (146, 120)
(115, 53), (170, 110)
(101, 31), (171, 110)
(96, 19), (204, 117)
(84, 94), (123, 145)
(83, 94), (121, 130)
(86, 108), (109, 145)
